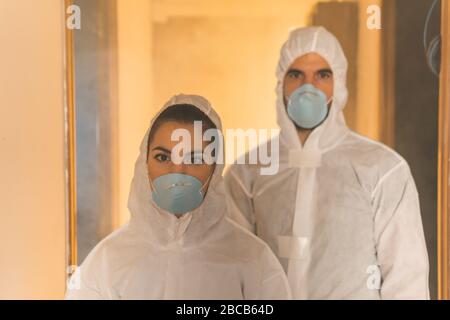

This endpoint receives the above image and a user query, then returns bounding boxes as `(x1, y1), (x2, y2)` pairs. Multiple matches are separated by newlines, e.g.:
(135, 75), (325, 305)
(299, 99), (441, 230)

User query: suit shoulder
(339, 131), (408, 171)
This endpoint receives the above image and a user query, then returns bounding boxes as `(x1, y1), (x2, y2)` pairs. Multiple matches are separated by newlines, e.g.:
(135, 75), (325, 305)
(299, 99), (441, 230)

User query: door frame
(438, 0), (450, 301)
(64, 0), (77, 275)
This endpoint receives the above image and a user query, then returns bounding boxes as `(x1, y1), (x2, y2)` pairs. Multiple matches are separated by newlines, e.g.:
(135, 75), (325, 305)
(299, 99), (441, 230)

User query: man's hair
(147, 104), (217, 159)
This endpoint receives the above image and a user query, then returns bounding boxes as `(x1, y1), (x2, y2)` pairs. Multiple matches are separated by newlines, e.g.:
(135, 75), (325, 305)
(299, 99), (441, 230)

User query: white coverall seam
(371, 161), (407, 198)
(350, 131), (403, 162)
(229, 169), (253, 198)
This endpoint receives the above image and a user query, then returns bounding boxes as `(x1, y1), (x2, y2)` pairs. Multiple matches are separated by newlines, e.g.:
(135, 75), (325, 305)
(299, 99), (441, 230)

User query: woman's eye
(287, 71), (301, 79)
(154, 153), (170, 162)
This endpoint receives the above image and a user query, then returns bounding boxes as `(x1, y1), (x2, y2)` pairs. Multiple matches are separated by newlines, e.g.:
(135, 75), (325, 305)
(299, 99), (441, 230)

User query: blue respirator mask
(286, 84), (332, 129)
(150, 173), (211, 215)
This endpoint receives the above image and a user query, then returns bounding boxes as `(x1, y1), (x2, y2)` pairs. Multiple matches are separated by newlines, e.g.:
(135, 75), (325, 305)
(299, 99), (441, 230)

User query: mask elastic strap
(148, 175), (157, 194)
(199, 171), (214, 195)
(326, 96), (334, 105)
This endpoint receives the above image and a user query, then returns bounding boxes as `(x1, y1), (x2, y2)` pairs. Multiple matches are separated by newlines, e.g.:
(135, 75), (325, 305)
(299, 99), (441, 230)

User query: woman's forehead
(149, 121), (210, 150)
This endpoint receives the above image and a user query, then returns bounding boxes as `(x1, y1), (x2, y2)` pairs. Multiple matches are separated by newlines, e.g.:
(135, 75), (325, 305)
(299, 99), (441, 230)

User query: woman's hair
(147, 104), (217, 160)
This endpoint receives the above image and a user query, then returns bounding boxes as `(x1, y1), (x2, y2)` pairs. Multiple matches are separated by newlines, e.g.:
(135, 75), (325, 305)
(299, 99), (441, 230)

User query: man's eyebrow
(151, 146), (171, 153)
(317, 68), (333, 74)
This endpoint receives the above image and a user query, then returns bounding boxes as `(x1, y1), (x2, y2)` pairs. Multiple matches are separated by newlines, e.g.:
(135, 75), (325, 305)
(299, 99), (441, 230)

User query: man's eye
(318, 71), (332, 80)
(154, 154), (170, 162)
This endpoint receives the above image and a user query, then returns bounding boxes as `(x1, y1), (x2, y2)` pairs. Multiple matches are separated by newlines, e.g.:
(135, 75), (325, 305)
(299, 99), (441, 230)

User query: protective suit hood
(128, 94), (226, 247)
(276, 26), (350, 151)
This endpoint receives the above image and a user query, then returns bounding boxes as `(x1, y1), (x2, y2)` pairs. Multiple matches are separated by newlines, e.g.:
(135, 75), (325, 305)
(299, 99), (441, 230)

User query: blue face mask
(287, 84), (331, 129)
(150, 173), (209, 215)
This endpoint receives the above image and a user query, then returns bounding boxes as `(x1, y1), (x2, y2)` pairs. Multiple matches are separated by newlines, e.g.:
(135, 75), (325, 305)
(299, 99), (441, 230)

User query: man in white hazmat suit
(224, 26), (429, 299)
(65, 94), (291, 299)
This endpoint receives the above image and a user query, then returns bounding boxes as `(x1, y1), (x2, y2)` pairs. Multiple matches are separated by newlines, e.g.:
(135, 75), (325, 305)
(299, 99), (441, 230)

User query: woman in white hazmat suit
(65, 94), (291, 300)
(224, 26), (429, 299)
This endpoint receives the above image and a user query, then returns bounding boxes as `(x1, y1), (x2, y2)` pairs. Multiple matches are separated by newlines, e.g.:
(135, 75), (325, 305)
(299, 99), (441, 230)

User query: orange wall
(0, 0), (66, 298)
(152, 0), (383, 142)
(355, 0), (383, 141)
(153, 0), (331, 134)
(116, 0), (154, 226)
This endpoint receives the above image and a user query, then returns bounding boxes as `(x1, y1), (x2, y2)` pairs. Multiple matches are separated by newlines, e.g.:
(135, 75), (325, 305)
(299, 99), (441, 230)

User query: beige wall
(0, 0), (66, 299)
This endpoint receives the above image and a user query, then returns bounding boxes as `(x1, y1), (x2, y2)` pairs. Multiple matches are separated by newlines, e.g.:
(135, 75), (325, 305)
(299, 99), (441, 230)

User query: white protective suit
(65, 94), (291, 300)
(224, 27), (430, 299)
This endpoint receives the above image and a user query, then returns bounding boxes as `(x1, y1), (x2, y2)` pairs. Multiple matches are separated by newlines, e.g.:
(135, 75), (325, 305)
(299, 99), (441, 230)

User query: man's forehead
(289, 52), (331, 69)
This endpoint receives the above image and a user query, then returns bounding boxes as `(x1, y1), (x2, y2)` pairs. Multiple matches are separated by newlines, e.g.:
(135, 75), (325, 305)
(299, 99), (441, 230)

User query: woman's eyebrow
(151, 146), (171, 153)
(287, 68), (303, 74)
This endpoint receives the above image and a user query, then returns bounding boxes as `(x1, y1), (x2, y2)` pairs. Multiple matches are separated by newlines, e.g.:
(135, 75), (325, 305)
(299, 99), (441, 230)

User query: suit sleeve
(373, 161), (430, 299)
(258, 246), (292, 300)
(64, 264), (104, 300)
(223, 164), (257, 234)
(64, 243), (110, 300)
